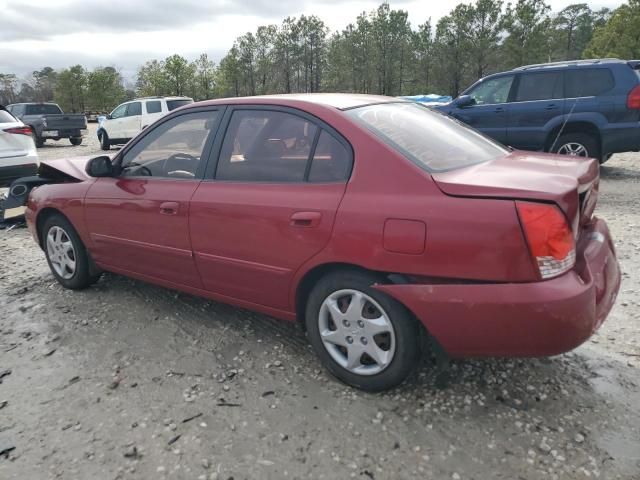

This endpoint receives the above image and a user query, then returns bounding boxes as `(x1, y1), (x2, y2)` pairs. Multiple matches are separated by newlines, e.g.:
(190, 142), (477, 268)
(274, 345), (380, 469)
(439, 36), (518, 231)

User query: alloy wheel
(46, 226), (77, 280)
(318, 289), (396, 376)
(557, 142), (589, 157)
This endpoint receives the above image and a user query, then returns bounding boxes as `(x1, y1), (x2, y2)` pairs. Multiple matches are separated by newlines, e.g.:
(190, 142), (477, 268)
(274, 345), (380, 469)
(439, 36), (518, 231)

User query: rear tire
(305, 269), (421, 392)
(32, 132), (44, 148)
(70, 137), (82, 146)
(42, 214), (101, 290)
(99, 131), (110, 151)
(551, 133), (600, 160)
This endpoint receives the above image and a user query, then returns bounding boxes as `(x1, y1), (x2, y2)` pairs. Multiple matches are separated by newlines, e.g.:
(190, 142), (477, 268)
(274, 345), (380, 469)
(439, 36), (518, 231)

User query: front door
(190, 107), (352, 310)
(506, 71), (565, 150)
(106, 103), (127, 140)
(122, 101), (142, 140)
(451, 74), (515, 144)
(84, 109), (221, 287)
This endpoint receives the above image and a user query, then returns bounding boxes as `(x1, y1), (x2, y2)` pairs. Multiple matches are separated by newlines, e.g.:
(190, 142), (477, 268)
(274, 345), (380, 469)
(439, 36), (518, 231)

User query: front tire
(99, 131), (110, 151)
(42, 214), (100, 290)
(70, 136), (82, 146)
(305, 270), (421, 392)
(551, 133), (599, 160)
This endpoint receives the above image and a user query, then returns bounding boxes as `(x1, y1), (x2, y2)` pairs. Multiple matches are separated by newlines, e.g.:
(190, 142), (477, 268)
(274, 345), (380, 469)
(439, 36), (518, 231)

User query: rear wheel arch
(545, 121), (601, 155)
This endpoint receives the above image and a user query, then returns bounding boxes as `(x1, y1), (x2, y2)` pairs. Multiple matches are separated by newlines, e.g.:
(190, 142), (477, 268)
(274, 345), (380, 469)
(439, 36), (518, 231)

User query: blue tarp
(400, 94), (452, 104)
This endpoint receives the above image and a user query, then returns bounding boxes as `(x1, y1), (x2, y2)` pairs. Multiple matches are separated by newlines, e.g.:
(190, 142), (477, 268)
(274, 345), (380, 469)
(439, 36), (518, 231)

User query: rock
(539, 441), (552, 454)
(574, 433), (585, 443)
(123, 445), (140, 459)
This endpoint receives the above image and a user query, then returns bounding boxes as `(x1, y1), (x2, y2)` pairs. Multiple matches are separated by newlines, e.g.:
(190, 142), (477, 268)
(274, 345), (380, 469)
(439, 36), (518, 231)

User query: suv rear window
(347, 102), (508, 172)
(167, 99), (193, 111)
(565, 69), (615, 97)
(25, 104), (63, 115)
(0, 109), (16, 123)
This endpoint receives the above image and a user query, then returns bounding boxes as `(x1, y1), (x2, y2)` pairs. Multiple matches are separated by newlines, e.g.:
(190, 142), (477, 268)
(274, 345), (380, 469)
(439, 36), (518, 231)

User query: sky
(0, 0), (624, 83)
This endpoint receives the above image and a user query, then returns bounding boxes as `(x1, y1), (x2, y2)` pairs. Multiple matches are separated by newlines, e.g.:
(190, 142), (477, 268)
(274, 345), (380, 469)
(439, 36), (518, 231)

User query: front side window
(110, 104), (127, 119)
(467, 76), (514, 105)
(126, 102), (142, 117)
(515, 72), (563, 102)
(146, 101), (162, 114)
(216, 110), (318, 182)
(347, 102), (508, 172)
(119, 111), (218, 179)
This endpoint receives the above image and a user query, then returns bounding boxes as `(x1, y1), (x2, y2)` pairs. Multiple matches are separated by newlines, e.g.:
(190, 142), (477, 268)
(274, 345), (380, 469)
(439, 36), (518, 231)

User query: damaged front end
(1, 157), (93, 223)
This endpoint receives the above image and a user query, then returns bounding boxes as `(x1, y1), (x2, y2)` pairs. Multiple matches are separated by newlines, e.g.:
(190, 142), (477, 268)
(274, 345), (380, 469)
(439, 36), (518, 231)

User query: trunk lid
(432, 150), (599, 229)
(42, 114), (87, 130)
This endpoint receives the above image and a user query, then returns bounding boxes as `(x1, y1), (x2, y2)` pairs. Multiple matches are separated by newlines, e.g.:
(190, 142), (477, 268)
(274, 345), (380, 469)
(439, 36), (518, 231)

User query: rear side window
(515, 72), (563, 102)
(565, 69), (615, 97)
(216, 110), (318, 182)
(25, 104), (63, 115)
(308, 131), (351, 182)
(167, 99), (193, 111)
(126, 102), (142, 116)
(0, 109), (16, 123)
(347, 102), (508, 172)
(146, 101), (161, 114)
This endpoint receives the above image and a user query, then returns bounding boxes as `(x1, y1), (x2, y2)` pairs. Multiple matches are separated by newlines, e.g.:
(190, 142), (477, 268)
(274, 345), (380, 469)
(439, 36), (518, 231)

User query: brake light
(628, 85), (640, 109)
(516, 201), (576, 279)
(3, 126), (33, 136)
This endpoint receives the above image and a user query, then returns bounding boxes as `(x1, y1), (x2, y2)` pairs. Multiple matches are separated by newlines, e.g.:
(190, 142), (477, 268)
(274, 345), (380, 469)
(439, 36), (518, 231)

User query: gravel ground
(0, 124), (639, 479)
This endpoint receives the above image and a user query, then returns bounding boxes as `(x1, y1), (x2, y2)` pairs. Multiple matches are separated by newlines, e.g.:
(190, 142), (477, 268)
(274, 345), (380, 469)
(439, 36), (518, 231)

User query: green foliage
(584, 0), (640, 59)
(1, 1), (637, 107)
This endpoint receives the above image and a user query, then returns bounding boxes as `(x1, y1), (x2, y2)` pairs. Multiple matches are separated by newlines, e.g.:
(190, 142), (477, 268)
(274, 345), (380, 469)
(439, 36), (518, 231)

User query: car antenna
(549, 98), (579, 156)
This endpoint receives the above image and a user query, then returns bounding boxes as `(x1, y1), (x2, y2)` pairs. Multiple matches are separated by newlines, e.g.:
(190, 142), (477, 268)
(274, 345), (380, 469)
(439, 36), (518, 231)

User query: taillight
(3, 126), (32, 136)
(516, 201), (576, 279)
(628, 85), (640, 109)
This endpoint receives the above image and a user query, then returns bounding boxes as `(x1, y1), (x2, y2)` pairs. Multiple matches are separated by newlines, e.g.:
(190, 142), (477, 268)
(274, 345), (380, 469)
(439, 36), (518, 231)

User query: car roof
(195, 93), (404, 111)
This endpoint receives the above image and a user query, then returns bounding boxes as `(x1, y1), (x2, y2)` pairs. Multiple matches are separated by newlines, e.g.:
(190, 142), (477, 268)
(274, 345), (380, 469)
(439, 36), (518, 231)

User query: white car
(0, 105), (38, 188)
(97, 96), (193, 150)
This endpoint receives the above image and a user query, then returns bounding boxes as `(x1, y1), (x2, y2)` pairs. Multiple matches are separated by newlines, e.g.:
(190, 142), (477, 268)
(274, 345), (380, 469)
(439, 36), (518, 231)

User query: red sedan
(21, 94), (620, 391)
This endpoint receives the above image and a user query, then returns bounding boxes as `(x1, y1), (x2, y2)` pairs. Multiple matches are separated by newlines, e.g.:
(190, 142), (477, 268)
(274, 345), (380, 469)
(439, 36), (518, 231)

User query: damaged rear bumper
(374, 218), (621, 358)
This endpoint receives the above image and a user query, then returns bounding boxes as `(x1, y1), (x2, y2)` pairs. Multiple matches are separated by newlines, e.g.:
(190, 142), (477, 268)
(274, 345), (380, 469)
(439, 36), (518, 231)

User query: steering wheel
(166, 153), (198, 178)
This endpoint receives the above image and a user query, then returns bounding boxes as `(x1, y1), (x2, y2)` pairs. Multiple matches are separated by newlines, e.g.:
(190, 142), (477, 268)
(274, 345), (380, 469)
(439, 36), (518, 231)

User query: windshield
(25, 104), (63, 115)
(346, 102), (508, 172)
(167, 99), (193, 111)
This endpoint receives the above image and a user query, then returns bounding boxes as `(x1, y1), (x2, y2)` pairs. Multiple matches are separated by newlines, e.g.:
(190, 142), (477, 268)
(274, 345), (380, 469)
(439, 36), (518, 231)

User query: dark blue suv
(436, 59), (640, 162)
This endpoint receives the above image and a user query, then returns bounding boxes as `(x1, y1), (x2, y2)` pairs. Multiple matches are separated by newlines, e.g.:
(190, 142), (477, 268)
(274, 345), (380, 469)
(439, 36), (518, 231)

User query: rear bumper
(601, 123), (640, 154)
(375, 218), (621, 357)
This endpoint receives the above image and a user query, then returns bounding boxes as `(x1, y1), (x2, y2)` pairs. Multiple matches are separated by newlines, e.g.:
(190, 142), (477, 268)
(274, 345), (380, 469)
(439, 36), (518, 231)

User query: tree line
(2, 0), (639, 113)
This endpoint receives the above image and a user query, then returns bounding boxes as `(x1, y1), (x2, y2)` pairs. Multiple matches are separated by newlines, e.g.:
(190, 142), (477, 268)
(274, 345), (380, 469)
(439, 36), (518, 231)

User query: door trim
(91, 232), (193, 258)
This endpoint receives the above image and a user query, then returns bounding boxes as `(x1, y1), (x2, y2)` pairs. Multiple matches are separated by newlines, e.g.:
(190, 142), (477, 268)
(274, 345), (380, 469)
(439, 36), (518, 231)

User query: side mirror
(453, 95), (475, 108)
(86, 155), (113, 177)
(106, 114), (113, 120)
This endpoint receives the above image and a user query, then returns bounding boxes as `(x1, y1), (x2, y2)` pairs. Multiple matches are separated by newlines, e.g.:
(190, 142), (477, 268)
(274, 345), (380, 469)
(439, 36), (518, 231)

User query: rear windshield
(346, 102), (508, 172)
(25, 104), (62, 115)
(0, 109), (16, 123)
(166, 99), (193, 111)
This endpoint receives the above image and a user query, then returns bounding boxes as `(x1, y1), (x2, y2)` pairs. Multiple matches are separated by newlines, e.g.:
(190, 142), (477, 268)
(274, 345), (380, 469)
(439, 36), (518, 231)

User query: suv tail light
(628, 85), (640, 109)
(3, 126), (32, 136)
(516, 201), (576, 279)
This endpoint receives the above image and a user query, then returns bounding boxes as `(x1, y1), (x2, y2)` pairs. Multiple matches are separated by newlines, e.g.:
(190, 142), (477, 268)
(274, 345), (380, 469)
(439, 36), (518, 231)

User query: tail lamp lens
(516, 201), (576, 279)
(628, 85), (640, 109)
(3, 126), (32, 136)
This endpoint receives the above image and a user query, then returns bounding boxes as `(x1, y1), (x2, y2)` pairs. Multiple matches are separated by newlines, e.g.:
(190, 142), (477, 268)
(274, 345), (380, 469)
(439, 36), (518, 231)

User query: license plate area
(42, 130), (59, 137)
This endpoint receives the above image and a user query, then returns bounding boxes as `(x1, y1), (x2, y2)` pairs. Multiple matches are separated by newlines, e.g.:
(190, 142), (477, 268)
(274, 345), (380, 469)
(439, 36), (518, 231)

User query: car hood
(39, 155), (106, 181)
(432, 150), (599, 221)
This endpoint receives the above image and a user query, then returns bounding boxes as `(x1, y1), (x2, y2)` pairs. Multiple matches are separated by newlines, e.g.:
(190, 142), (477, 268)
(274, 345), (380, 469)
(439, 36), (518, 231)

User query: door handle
(545, 104), (559, 110)
(159, 201), (179, 215)
(290, 211), (322, 227)
(494, 107), (505, 113)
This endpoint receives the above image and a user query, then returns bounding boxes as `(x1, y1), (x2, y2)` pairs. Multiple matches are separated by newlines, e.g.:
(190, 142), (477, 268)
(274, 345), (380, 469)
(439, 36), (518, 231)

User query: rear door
(449, 74), (515, 144)
(189, 107), (352, 310)
(84, 109), (221, 287)
(122, 101), (142, 139)
(507, 71), (565, 150)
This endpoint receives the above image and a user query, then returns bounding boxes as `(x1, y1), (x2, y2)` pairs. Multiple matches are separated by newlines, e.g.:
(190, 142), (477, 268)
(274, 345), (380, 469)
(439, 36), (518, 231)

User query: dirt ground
(0, 124), (639, 480)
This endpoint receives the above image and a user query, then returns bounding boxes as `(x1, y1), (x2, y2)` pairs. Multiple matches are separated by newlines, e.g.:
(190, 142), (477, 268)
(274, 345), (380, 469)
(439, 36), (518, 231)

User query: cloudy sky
(0, 0), (623, 82)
